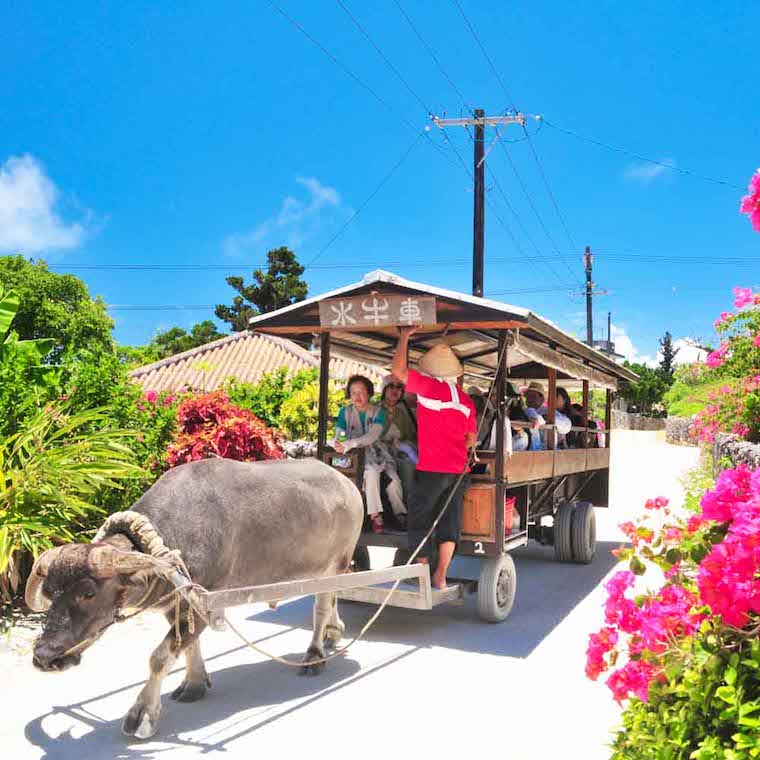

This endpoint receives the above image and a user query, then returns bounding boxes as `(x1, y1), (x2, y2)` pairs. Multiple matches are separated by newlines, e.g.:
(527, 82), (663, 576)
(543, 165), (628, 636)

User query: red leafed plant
(166, 391), (284, 466)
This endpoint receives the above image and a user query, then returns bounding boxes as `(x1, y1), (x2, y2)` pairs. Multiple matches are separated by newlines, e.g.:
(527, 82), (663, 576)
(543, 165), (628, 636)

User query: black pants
(407, 470), (471, 559)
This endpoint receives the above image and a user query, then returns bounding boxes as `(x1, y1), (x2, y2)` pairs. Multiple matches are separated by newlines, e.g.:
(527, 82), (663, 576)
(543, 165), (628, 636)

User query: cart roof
(249, 270), (638, 389)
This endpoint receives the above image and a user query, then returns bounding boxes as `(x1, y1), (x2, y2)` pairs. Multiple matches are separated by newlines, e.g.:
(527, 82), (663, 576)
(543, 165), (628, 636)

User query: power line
(336, 0), (432, 117)
(266, 1), (450, 163)
(50, 251), (760, 273)
(451, 0), (579, 255)
(393, 0), (471, 111)
(303, 131), (425, 270)
(541, 118), (746, 191)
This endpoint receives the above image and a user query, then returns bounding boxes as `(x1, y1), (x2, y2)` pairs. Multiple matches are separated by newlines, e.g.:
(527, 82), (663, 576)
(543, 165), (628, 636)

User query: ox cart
(210, 269), (636, 626)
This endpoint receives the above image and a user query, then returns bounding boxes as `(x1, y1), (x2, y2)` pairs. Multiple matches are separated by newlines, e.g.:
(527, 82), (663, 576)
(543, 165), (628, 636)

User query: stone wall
(665, 416), (697, 446)
(612, 410), (666, 431)
(714, 433), (760, 472)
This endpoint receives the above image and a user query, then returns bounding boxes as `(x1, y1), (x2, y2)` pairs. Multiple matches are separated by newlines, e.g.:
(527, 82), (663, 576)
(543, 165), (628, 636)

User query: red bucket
(504, 496), (517, 535)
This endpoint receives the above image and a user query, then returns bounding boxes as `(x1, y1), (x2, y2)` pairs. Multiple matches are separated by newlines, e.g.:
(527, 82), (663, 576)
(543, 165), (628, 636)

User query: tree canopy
(215, 247), (308, 331)
(0, 255), (114, 361)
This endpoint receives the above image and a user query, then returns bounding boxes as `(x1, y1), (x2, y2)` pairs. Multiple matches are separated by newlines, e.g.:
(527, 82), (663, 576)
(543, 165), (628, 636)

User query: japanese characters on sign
(318, 294), (437, 329)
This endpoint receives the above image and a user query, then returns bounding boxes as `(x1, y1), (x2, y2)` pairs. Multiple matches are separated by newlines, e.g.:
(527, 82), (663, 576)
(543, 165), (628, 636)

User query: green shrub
(225, 367), (318, 428)
(279, 381), (343, 440)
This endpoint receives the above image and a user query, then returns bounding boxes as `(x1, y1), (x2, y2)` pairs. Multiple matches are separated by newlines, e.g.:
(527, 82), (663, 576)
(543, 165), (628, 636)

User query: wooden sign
(318, 294), (437, 329)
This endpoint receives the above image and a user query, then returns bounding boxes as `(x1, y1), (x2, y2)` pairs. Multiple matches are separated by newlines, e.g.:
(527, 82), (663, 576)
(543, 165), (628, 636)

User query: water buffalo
(25, 457), (363, 739)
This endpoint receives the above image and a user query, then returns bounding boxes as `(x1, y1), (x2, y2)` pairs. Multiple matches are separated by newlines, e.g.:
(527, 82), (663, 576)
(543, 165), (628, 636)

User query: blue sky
(2, 0), (758, 363)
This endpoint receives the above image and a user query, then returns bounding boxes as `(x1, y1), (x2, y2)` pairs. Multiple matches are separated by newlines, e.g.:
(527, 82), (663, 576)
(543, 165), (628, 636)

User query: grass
(665, 377), (739, 417)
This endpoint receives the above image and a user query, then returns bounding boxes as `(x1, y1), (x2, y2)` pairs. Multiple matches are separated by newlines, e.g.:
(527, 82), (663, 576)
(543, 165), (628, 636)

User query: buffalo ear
(25, 546), (67, 612)
(88, 546), (158, 578)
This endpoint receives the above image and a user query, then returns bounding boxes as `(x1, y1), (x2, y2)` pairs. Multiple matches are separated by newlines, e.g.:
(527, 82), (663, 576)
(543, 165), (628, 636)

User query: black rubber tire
(393, 548), (412, 567)
(476, 554), (517, 623)
(352, 546), (370, 571)
(553, 501), (575, 563)
(570, 501), (596, 564)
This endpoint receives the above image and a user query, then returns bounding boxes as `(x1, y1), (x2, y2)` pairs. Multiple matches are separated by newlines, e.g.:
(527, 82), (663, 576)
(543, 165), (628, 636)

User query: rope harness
(58, 340), (509, 669)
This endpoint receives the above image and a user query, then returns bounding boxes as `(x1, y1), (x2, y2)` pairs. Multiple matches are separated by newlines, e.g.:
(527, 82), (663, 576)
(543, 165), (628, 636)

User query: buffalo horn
(24, 547), (67, 612)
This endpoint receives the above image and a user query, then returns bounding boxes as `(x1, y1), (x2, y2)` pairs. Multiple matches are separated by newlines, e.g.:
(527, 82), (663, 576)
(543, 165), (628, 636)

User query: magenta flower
(706, 341), (729, 369)
(714, 311), (734, 329)
(739, 169), (760, 232)
(754, 334), (760, 348)
(734, 286), (755, 309)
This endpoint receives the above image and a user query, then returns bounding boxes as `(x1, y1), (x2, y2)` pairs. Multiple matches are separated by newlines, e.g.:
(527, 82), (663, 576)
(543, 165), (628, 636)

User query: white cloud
(610, 324), (658, 367)
(223, 176), (343, 257)
(623, 158), (676, 184)
(0, 154), (91, 253)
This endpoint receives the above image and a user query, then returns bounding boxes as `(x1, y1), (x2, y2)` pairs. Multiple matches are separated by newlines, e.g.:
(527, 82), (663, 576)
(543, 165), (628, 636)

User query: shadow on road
(25, 646), (415, 758)
(251, 540), (621, 660)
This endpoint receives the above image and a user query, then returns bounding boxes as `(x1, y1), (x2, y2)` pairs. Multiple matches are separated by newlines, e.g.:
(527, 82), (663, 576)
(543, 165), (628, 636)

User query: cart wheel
(553, 501), (575, 563)
(352, 546), (370, 571)
(570, 501), (596, 564)
(477, 554), (517, 623)
(393, 548), (412, 567)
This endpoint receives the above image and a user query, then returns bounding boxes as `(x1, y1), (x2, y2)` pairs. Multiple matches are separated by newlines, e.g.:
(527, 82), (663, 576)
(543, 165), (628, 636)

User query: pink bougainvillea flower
(732, 423), (750, 438)
(734, 286), (755, 309)
(144, 391), (158, 403)
(740, 169), (760, 232)
(686, 514), (704, 533)
(706, 341), (729, 369)
(714, 311), (734, 329)
(754, 334), (760, 348)
(664, 527), (683, 542)
(645, 496), (669, 510)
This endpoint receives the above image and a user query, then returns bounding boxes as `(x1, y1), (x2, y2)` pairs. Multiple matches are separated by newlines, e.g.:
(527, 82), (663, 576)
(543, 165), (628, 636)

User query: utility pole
(607, 312), (612, 345)
(433, 111), (526, 297)
(584, 246), (594, 345)
(574, 245), (609, 347)
(472, 109), (485, 297)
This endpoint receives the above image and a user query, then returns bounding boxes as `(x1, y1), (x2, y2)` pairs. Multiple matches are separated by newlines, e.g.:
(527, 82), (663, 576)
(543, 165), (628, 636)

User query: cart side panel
(553, 449), (588, 476)
(586, 448), (611, 470)
(506, 451), (554, 483)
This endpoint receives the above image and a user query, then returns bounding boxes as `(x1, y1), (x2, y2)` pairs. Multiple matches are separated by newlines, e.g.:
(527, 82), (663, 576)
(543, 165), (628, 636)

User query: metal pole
(607, 312), (611, 345)
(584, 246), (593, 345)
(472, 108), (485, 297)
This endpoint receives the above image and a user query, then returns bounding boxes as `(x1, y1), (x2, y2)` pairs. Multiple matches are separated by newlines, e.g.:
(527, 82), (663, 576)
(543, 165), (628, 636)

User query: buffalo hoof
(122, 702), (162, 740)
(171, 676), (210, 703)
(299, 647), (326, 677)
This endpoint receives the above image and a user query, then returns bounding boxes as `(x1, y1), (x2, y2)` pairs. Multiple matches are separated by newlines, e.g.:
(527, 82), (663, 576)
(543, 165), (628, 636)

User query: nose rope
(52, 339), (509, 668)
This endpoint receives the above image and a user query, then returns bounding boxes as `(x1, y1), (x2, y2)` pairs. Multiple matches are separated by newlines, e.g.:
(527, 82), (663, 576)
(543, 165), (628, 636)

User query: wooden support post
(494, 331), (508, 549)
(605, 389), (613, 448)
(581, 380), (590, 449)
(547, 368), (557, 450)
(316, 333), (331, 460)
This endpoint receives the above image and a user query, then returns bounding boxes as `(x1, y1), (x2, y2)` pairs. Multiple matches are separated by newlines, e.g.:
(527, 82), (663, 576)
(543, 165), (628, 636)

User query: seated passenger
(380, 375), (417, 504)
(555, 387), (573, 448)
(332, 374), (407, 533)
(488, 397), (530, 455)
(568, 401), (600, 448)
(523, 382), (572, 449)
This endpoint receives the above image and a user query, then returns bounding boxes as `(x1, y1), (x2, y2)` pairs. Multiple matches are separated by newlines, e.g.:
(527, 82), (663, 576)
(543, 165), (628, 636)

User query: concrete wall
(612, 410), (666, 431)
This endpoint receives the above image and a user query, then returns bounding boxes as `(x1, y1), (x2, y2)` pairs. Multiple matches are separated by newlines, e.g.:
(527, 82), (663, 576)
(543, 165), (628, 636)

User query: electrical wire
(303, 131), (426, 270)
(541, 118), (746, 191)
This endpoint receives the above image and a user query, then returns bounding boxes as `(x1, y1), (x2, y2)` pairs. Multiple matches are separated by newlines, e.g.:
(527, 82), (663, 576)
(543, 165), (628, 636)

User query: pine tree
(215, 247), (308, 331)
(658, 331), (679, 381)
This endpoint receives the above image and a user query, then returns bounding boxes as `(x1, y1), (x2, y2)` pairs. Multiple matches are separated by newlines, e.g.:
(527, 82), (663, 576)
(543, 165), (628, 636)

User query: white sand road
(1, 432), (698, 760)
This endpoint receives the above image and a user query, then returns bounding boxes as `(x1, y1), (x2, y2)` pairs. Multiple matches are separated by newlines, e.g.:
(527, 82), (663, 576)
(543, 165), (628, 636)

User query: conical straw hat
(419, 343), (463, 379)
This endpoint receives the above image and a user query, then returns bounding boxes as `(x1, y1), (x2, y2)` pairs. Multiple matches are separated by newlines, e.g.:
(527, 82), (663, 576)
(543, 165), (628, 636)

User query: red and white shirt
(405, 369), (477, 474)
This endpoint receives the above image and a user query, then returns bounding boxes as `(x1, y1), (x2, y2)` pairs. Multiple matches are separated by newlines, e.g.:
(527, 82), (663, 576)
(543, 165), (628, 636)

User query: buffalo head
(26, 542), (157, 672)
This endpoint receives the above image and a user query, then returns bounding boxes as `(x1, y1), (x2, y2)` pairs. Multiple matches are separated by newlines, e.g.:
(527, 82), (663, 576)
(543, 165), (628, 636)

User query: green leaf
(725, 666), (738, 686)
(630, 556), (647, 576)
(0, 288), (20, 338)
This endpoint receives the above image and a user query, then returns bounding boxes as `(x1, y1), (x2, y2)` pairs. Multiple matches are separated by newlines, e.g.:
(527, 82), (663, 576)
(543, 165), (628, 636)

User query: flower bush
(740, 169), (760, 232)
(166, 391), (283, 466)
(586, 464), (760, 758)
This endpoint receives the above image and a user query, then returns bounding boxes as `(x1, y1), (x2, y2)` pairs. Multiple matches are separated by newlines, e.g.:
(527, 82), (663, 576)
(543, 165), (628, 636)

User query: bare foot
(431, 572), (447, 590)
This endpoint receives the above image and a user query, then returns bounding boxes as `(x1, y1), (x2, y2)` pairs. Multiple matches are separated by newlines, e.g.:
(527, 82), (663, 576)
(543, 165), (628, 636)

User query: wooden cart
(248, 270), (637, 623)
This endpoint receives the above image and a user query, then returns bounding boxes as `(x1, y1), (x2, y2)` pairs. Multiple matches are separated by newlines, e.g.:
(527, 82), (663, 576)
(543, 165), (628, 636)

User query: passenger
(523, 382), (547, 450)
(555, 387), (573, 448)
(380, 375), (418, 506)
(489, 397), (530, 454)
(332, 374), (407, 533)
(523, 382), (572, 449)
(568, 401), (600, 448)
(393, 329), (477, 590)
